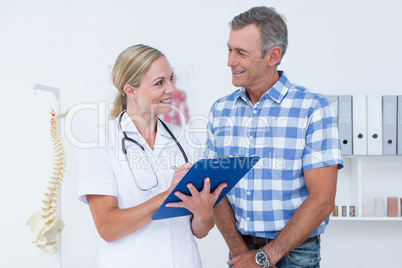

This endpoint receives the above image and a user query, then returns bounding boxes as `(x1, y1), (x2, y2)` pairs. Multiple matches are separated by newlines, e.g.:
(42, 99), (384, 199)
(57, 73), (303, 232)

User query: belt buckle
(253, 236), (258, 245)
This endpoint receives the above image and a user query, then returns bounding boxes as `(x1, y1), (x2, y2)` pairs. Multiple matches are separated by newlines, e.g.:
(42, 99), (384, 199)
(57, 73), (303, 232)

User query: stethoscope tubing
(118, 111), (188, 162)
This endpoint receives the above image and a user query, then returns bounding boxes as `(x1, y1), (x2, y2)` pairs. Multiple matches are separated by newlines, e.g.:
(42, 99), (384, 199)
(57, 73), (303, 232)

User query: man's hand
(227, 250), (259, 268)
(227, 250), (278, 268)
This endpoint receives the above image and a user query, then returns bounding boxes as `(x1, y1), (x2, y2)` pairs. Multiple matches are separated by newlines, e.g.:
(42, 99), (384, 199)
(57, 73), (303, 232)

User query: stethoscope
(119, 111), (188, 191)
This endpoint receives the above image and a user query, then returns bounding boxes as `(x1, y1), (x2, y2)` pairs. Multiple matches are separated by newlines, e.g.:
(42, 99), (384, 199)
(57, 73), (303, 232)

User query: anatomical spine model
(26, 108), (68, 254)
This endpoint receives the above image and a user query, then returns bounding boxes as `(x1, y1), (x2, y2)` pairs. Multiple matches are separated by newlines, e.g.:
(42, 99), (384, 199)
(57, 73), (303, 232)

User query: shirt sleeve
(77, 125), (118, 204)
(203, 108), (217, 159)
(302, 97), (344, 171)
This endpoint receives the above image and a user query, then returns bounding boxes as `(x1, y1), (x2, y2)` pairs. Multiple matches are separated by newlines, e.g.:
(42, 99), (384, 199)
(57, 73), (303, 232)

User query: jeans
(228, 237), (321, 268)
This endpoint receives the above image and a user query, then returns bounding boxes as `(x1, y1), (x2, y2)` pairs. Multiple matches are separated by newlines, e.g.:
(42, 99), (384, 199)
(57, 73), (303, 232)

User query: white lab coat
(78, 112), (203, 268)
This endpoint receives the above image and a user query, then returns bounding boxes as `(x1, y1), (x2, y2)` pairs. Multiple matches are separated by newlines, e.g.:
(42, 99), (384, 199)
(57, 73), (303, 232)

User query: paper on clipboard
(152, 156), (260, 220)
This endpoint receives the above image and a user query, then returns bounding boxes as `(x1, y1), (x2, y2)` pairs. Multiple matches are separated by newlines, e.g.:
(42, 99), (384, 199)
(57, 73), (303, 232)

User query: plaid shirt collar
(234, 71), (291, 106)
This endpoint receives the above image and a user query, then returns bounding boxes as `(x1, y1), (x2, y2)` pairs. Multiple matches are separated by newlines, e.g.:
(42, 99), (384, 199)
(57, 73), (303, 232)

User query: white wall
(1, 0), (402, 267)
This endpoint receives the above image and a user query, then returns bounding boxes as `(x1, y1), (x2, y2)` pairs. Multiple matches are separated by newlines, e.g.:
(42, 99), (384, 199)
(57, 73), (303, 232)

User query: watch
(255, 247), (275, 268)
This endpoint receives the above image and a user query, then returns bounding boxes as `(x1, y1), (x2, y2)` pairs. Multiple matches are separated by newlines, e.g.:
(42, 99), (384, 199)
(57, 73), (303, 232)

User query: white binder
(352, 94), (367, 155)
(397, 96), (402, 155)
(367, 95), (383, 155)
(338, 95), (353, 155)
(382, 96), (397, 155)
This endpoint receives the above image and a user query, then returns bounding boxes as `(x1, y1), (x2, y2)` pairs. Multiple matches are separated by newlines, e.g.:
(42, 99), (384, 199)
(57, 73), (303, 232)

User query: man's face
(227, 24), (269, 91)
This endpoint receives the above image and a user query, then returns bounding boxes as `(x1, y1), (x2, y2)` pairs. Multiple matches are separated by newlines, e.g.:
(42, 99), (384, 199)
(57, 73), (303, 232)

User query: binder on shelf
(382, 96), (397, 155)
(352, 94), (367, 155)
(338, 95), (353, 155)
(398, 96), (402, 155)
(326, 95), (339, 123)
(367, 95), (383, 155)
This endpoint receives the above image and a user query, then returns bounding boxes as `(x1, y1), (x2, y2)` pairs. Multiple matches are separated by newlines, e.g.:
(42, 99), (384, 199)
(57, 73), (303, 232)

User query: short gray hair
(229, 6), (288, 65)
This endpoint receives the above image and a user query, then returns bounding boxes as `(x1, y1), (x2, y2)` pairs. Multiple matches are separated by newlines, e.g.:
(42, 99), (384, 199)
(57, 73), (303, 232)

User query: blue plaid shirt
(204, 71), (343, 238)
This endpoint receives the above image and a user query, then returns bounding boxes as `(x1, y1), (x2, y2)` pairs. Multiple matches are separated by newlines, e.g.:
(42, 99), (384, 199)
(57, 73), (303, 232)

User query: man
(204, 6), (343, 268)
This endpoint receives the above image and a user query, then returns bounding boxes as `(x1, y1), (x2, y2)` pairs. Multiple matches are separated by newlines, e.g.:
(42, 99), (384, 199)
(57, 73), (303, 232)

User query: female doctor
(78, 44), (226, 268)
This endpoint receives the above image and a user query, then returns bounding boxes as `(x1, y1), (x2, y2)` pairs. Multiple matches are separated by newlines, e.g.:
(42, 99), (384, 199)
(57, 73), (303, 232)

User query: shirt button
(249, 136), (253, 140)
(246, 217), (250, 221)
(247, 191), (251, 196)
(253, 110), (257, 114)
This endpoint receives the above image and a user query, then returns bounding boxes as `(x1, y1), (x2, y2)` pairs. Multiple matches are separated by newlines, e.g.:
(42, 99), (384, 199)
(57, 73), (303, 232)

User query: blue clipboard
(152, 155), (260, 220)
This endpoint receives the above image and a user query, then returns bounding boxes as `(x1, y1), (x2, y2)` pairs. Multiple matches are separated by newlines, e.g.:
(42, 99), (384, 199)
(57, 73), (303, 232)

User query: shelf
(331, 216), (402, 221)
(343, 155), (402, 159)
(335, 157), (402, 220)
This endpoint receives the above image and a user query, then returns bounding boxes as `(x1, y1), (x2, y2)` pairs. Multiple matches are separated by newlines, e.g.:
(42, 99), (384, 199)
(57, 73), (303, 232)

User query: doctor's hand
(166, 177), (227, 226)
(167, 163), (192, 194)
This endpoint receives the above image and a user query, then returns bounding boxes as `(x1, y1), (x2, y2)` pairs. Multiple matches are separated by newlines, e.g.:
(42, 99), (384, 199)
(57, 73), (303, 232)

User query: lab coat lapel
(154, 119), (175, 157)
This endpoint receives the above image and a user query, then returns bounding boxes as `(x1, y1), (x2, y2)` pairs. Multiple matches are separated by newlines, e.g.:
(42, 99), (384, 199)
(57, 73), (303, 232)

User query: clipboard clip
(213, 155), (246, 163)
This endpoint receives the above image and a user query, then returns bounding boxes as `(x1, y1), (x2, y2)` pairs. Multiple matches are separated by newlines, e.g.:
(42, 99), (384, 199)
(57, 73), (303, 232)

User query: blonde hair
(109, 44), (165, 120)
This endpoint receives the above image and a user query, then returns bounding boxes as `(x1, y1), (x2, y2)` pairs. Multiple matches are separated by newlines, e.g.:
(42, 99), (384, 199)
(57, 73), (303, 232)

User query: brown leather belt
(242, 235), (319, 249)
